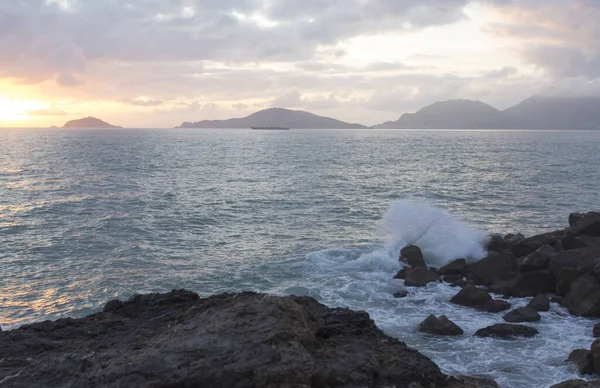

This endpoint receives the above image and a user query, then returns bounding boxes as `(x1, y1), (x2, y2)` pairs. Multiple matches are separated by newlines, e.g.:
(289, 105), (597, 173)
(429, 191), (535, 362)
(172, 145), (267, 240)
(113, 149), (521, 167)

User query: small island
(62, 117), (122, 129)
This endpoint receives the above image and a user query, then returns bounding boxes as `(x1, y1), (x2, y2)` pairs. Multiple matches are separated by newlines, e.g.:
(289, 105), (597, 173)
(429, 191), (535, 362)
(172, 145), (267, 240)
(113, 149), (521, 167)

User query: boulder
(511, 230), (565, 258)
(592, 339), (600, 375)
(517, 244), (554, 272)
(570, 213), (587, 227)
(551, 381), (600, 388)
(450, 285), (492, 307)
(488, 270), (555, 298)
(438, 259), (468, 276)
(468, 252), (518, 285)
(443, 275), (464, 284)
(562, 235), (600, 251)
(526, 294), (550, 312)
(418, 315), (464, 336)
(400, 245), (427, 268)
(394, 290), (409, 298)
(487, 234), (506, 253)
(0, 290), (449, 388)
(567, 211), (600, 238)
(451, 279), (470, 288)
(504, 233), (525, 245)
(474, 323), (539, 338)
(556, 268), (585, 297)
(567, 349), (594, 375)
(404, 267), (442, 287)
(394, 267), (412, 280)
(562, 275), (600, 317)
(549, 247), (600, 277)
(446, 375), (499, 388)
(477, 299), (511, 313)
(503, 307), (541, 323)
(594, 323), (600, 337)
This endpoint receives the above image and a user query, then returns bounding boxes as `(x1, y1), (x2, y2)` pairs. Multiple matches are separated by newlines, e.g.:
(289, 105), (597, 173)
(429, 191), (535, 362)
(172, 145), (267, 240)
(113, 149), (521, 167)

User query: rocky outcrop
(510, 230), (564, 258)
(567, 349), (594, 375)
(567, 212), (600, 238)
(446, 376), (499, 388)
(404, 267), (442, 287)
(450, 285), (492, 307)
(503, 307), (541, 323)
(561, 275), (600, 317)
(400, 245), (427, 268)
(474, 323), (539, 338)
(0, 290), (452, 388)
(551, 380), (600, 388)
(517, 244), (554, 272)
(477, 299), (511, 313)
(489, 270), (555, 297)
(468, 252), (518, 285)
(418, 315), (464, 336)
(438, 259), (468, 276)
(527, 294), (550, 312)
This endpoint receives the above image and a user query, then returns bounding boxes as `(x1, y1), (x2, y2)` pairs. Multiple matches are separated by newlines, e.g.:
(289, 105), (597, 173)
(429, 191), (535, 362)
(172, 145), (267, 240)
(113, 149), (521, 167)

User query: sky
(0, 0), (599, 128)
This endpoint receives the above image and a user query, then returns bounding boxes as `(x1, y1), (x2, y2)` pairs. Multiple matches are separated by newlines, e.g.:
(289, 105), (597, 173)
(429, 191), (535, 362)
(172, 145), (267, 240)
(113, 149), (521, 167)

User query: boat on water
(251, 125), (290, 130)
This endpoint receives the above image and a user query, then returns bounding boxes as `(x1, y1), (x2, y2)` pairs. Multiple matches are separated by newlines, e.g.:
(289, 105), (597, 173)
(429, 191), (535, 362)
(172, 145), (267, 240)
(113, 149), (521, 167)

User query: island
(62, 117), (122, 129)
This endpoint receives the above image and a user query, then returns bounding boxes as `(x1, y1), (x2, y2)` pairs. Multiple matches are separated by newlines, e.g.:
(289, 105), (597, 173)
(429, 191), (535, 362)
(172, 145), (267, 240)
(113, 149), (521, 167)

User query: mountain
(62, 117), (122, 129)
(374, 100), (501, 129)
(373, 96), (600, 130)
(177, 108), (367, 129)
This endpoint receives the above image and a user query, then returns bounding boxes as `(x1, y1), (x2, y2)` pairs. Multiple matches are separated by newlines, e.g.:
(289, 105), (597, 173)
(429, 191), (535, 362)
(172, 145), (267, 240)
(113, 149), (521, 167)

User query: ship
(251, 125), (290, 130)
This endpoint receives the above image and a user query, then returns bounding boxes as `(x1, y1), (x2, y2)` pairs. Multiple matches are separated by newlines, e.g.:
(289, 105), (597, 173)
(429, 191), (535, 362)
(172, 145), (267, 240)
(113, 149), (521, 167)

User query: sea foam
(377, 200), (488, 266)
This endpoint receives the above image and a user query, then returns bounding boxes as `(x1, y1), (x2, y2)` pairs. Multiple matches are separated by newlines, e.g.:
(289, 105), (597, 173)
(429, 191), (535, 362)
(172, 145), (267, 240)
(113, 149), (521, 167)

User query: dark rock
(570, 213), (587, 227)
(103, 299), (124, 313)
(0, 290), (449, 388)
(517, 244), (554, 272)
(394, 267), (412, 280)
(594, 323), (600, 337)
(418, 315), (463, 336)
(504, 233), (525, 245)
(503, 307), (541, 323)
(446, 375), (499, 388)
(438, 259), (468, 276)
(562, 235), (600, 251)
(549, 247), (600, 278)
(550, 380), (600, 388)
(489, 270), (555, 297)
(562, 275), (600, 317)
(400, 245), (427, 268)
(477, 299), (511, 313)
(468, 253), (518, 285)
(511, 230), (565, 258)
(451, 279), (470, 288)
(450, 284), (492, 307)
(551, 296), (563, 303)
(443, 275), (464, 284)
(567, 211), (600, 238)
(404, 267), (442, 287)
(556, 268), (585, 297)
(568, 349), (594, 375)
(474, 323), (539, 338)
(487, 234), (506, 253)
(394, 290), (409, 298)
(592, 338), (600, 375)
(526, 294), (550, 312)
(429, 267), (439, 274)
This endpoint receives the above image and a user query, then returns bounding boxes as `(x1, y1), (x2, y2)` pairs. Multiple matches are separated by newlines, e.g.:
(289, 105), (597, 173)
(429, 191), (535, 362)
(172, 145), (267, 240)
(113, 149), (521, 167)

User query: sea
(1, 128), (600, 387)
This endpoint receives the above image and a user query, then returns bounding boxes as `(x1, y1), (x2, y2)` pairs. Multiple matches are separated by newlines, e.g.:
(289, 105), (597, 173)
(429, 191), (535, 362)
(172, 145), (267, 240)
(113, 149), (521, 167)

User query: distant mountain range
(62, 117), (122, 129)
(374, 96), (600, 130)
(177, 107), (366, 129)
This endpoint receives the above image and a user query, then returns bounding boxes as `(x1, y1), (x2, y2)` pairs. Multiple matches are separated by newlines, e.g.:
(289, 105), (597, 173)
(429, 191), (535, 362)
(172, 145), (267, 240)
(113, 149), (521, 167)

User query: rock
(551, 296), (563, 304)
(405, 267), (442, 287)
(438, 259), (468, 276)
(551, 380), (600, 388)
(489, 270), (555, 297)
(429, 267), (439, 274)
(477, 299), (511, 313)
(567, 211), (600, 238)
(511, 230), (565, 258)
(400, 245), (427, 268)
(567, 349), (594, 375)
(504, 233), (525, 245)
(468, 253), (518, 285)
(594, 323), (600, 337)
(503, 307), (541, 323)
(394, 267), (412, 280)
(592, 339), (600, 375)
(549, 247), (600, 277)
(394, 290), (409, 298)
(570, 213), (587, 227)
(418, 315), (464, 336)
(450, 284), (492, 307)
(556, 268), (585, 297)
(443, 275), (464, 284)
(446, 375), (499, 388)
(451, 279), (470, 288)
(562, 235), (600, 251)
(474, 323), (539, 338)
(517, 244), (554, 272)
(562, 274), (600, 317)
(0, 290), (449, 388)
(526, 294), (550, 312)
(487, 234), (506, 253)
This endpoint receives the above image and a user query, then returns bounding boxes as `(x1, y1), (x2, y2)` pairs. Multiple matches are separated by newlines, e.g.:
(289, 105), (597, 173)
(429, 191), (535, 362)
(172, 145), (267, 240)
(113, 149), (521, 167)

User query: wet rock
(429, 267), (439, 274)
(418, 315), (464, 336)
(549, 247), (600, 278)
(446, 375), (499, 388)
(404, 267), (442, 287)
(474, 323), (539, 338)
(511, 230), (565, 258)
(594, 323), (600, 337)
(551, 296), (563, 304)
(487, 234), (506, 253)
(438, 259), (468, 276)
(567, 211), (600, 238)
(562, 235), (600, 251)
(489, 270), (555, 298)
(562, 275), (600, 317)
(394, 290), (409, 298)
(504, 233), (525, 245)
(400, 245), (427, 268)
(526, 294), (550, 312)
(451, 279), (470, 288)
(550, 380), (600, 388)
(0, 290), (449, 388)
(477, 299), (511, 313)
(570, 213), (587, 227)
(567, 349), (594, 375)
(468, 252), (518, 286)
(517, 244), (554, 272)
(394, 267), (412, 280)
(503, 307), (541, 323)
(592, 339), (600, 374)
(450, 284), (492, 307)
(443, 274), (464, 284)
(556, 268), (585, 297)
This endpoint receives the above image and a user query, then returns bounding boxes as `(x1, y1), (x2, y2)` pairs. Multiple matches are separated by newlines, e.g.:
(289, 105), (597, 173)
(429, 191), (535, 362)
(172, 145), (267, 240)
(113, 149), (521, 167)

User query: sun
(0, 98), (48, 123)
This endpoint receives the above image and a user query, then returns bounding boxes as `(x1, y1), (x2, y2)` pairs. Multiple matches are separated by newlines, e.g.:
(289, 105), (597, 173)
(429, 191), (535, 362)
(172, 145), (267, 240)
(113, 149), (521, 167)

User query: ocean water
(1, 128), (600, 387)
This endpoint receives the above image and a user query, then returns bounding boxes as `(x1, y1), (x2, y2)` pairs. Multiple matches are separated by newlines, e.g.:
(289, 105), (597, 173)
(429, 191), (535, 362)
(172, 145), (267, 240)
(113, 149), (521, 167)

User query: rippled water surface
(1, 128), (600, 387)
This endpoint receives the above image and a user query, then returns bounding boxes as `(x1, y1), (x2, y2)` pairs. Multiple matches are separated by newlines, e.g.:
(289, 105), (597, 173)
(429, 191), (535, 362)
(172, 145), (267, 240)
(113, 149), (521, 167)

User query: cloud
(272, 91), (303, 108)
(232, 102), (248, 110)
(27, 107), (68, 116)
(56, 73), (84, 87)
(484, 66), (518, 78)
(122, 98), (165, 107)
